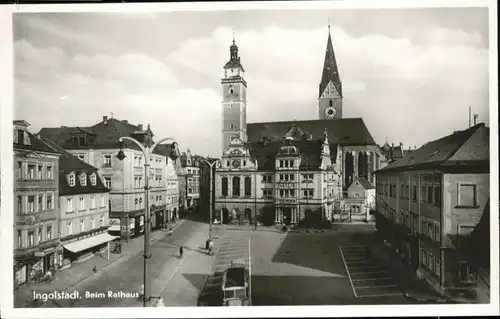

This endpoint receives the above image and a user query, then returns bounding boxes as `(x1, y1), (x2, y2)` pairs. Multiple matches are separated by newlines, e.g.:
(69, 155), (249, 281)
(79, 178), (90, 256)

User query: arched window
(244, 177), (251, 196)
(329, 100), (333, 107)
(221, 177), (228, 196)
(232, 176), (240, 196)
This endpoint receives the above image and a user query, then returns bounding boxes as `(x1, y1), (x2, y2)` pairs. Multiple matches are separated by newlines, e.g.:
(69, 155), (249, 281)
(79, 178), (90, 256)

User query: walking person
(92, 265), (97, 273)
(179, 245), (184, 258)
(207, 239), (213, 255)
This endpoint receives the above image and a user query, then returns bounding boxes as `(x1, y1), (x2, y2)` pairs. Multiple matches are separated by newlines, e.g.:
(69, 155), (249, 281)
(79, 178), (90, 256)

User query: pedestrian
(92, 265), (97, 273)
(179, 246), (184, 257)
(208, 240), (213, 255)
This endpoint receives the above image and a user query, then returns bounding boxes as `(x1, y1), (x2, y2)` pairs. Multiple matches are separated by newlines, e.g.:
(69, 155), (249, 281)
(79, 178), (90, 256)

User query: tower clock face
(325, 107), (336, 118)
(232, 160), (241, 168)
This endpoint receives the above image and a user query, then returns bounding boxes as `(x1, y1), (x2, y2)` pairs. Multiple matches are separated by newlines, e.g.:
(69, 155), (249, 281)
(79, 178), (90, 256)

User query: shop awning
(63, 233), (118, 253)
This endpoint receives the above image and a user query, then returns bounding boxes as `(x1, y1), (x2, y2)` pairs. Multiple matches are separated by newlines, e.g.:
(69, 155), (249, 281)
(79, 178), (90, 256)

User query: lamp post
(116, 125), (175, 307)
(199, 158), (220, 241)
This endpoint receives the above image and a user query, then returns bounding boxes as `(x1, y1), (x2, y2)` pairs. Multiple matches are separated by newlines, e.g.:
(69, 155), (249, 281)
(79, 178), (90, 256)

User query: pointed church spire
(319, 24), (342, 98)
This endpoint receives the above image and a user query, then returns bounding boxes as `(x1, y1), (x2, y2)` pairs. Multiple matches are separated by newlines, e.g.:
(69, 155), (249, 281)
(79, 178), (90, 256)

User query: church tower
(318, 25), (343, 120)
(221, 35), (248, 152)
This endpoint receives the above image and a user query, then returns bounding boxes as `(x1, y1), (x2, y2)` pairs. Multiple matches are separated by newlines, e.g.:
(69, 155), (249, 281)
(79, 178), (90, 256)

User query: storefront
(62, 231), (117, 266)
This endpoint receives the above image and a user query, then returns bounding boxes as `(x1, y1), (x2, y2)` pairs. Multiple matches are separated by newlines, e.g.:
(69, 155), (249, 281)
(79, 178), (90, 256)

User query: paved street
(16, 219), (211, 308)
(197, 232), (251, 306)
(339, 245), (404, 298)
(207, 223), (437, 305)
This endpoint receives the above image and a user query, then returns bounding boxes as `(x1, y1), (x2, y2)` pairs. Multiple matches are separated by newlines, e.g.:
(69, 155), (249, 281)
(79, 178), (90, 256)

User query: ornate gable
(320, 81), (341, 98)
(284, 124), (312, 141)
(220, 134), (256, 171)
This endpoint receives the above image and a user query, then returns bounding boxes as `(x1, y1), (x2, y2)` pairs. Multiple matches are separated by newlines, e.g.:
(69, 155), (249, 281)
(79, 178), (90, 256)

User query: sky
(13, 7), (490, 157)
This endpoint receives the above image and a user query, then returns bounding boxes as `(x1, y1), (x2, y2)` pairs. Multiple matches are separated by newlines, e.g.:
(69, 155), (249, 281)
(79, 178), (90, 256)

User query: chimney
(103, 116), (108, 124)
(473, 114), (478, 126)
(138, 124), (143, 131)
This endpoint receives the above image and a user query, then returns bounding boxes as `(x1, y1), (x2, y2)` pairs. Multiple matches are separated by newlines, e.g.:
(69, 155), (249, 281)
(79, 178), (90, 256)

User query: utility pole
(116, 126), (175, 307)
(200, 158), (220, 240)
(469, 106), (472, 128)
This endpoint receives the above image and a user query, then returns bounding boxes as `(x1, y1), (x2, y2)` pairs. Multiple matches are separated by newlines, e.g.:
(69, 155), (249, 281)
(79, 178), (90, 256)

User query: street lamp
(116, 125), (175, 307)
(199, 158), (220, 241)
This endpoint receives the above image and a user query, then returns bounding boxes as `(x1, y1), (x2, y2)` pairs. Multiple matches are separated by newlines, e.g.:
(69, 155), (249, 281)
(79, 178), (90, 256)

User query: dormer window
(68, 172), (76, 187)
(80, 173), (87, 186)
(23, 131), (31, 145)
(90, 173), (97, 186)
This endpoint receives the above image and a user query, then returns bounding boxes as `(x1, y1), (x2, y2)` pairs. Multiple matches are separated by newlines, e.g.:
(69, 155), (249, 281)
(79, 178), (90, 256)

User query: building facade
(340, 177), (376, 222)
(13, 120), (61, 287)
(374, 123), (490, 299)
(39, 117), (170, 241)
(165, 157), (180, 223)
(214, 28), (383, 225)
(181, 150), (200, 210)
(215, 131), (342, 225)
(156, 142), (184, 216)
(42, 139), (114, 267)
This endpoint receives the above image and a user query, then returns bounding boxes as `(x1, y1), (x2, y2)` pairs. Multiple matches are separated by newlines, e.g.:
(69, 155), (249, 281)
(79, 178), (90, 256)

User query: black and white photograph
(0, 1), (498, 318)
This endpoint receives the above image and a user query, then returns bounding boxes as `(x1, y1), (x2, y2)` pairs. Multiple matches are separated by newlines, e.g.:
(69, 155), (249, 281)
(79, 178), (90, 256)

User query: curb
(22, 219), (188, 308)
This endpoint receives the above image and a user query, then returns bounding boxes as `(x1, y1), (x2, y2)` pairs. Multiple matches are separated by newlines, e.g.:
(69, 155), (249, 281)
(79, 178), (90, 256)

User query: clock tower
(318, 25), (343, 120)
(221, 35), (248, 153)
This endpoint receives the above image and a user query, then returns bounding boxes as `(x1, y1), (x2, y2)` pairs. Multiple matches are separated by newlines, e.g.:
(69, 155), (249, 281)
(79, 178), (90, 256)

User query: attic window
(80, 173), (87, 186)
(68, 172), (76, 187)
(90, 173), (97, 186)
(23, 131), (31, 145)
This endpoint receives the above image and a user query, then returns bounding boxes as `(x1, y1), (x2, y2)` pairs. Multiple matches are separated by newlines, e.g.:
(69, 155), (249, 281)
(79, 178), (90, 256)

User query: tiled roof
(375, 123), (489, 173)
(38, 118), (165, 155)
(14, 130), (60, 155)
(246, 139), (338, 171)
(247, 118), (376, 146)
(319, 31), (342, 97)
(42, 139), (110, 196)
(355, 177), (375, 190)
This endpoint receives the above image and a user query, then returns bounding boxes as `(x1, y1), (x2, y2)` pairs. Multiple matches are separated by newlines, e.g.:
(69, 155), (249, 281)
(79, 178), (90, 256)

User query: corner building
(374, 123), (490, 298)
(13, 120), (61, 287)
(215, 28), (384, 225)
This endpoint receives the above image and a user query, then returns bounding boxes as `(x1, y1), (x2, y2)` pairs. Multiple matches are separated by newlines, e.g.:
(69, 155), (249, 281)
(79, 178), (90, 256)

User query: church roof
(319, 29), (342, 97)
(246, 139), (338, 171)
(247, 118), (376, 146)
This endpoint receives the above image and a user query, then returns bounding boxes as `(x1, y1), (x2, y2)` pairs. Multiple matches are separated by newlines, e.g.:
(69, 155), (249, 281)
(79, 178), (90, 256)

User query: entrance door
(222, 208), (229, 224)
(283, 207), (292, 225)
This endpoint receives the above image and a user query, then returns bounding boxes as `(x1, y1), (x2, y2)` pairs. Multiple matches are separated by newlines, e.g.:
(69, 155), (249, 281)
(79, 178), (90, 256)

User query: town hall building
(214, 28), (384, 225)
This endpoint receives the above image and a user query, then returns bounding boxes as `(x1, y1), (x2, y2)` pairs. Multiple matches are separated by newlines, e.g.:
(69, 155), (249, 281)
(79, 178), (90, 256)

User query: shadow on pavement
(271, 232), (344, 275)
